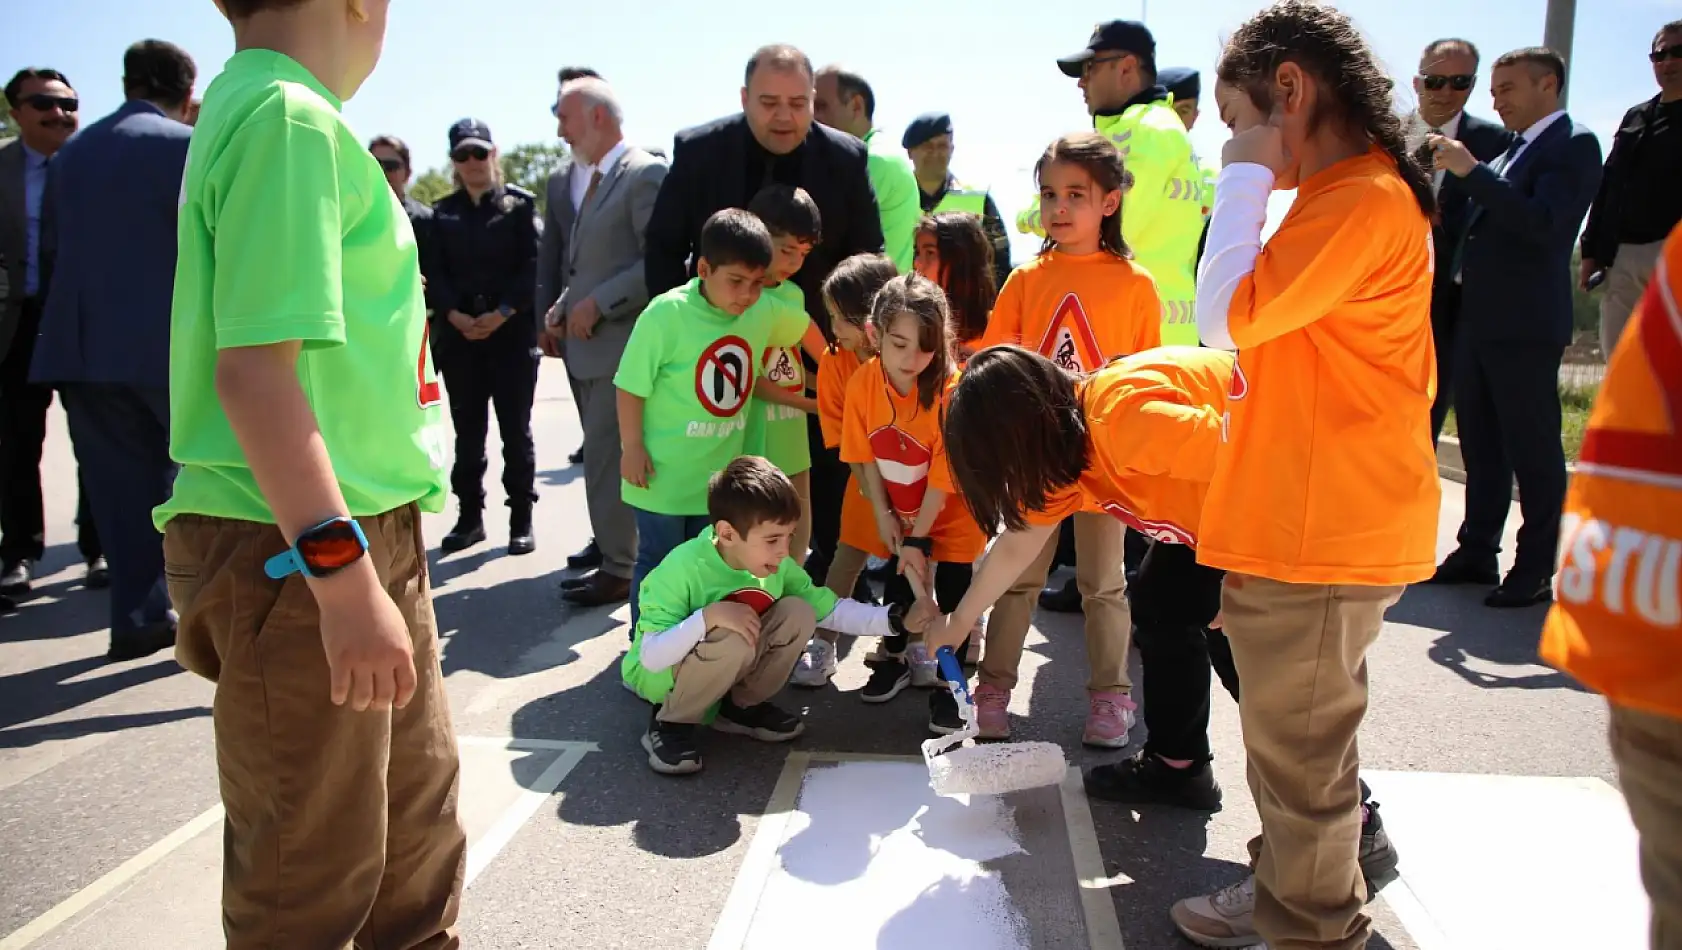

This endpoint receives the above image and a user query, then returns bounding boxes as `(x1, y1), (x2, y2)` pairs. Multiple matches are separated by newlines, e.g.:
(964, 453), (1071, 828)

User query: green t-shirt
(621, 526), (840, 705)
(864, 128), (920, 272)
(742, 281), (813, 477)
(155, 50), (446, 531)
(614, 279), (808, 515)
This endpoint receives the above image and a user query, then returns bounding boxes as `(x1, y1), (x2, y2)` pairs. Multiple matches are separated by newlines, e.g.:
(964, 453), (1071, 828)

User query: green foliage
(0, 110), (18, 140)
(409, 169), (452, 206)
(499, 141), (569, 213)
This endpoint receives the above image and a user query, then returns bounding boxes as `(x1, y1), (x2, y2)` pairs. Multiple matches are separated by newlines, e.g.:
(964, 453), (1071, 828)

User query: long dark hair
(1216, 0), (1436, 217)
(943, 346), (1088, 534)
(916, 212), (996, 344)
(870, 273), (955, 412)
(822, 252), (898, 337)
(1034, 132), (1133, 259)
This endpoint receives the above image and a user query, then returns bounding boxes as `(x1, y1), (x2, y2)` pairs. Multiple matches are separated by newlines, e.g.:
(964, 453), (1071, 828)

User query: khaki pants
(1601, 240), (1665, 359)
(1222, 573), (1402, 950)
(816, 542), (870, 644)
(1610, 703), (1682, 950)
(659, 598), (816, 723)
(164, 505), (466, 950)
(979, 512), (1131, 693)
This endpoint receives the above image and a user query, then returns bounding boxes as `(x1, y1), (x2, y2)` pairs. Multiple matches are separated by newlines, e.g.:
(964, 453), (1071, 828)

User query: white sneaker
(907, 642), (939, 687)
(789, 638), (837, 687)
(1170, 874), (1259, 948)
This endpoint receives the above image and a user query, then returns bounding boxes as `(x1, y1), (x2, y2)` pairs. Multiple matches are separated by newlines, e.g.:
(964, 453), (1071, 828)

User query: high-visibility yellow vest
(933, 181), (989, 217)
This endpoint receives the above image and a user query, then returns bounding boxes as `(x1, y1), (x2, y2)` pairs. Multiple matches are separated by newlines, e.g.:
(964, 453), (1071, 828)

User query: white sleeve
(817, 599), (893, 637)
(638, 609), (710, 673)
(1195, 163), (1276, 351)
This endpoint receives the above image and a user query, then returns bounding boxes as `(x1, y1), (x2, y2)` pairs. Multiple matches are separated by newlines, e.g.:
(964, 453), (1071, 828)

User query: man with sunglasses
(370, 135), (432, 250)
(1404, 39), (1516, 443)
(1581, 19), (1682, 358)
(1, 67), (104, 600)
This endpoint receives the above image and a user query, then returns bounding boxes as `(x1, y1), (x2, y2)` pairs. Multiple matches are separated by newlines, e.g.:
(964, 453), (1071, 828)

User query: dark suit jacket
(644, 115), (884, 332)
(0, 138), (28, 364)
(1455, 115), (1603, 348)
(30, 101), (191, 389)
(1433, 113), (1513, 295)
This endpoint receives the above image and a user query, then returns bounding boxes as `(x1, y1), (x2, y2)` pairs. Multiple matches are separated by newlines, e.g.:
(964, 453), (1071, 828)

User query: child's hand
(920, 612), (966, 657)
(621, 442), (654, 488)
(704, 602), (761, 650)
(904, 596), (940, 634)
(1221, 111), (1287, 175)
(873, 507), (903, 554)
(1208, 610), (1224, 630)
(898, 547), (931, 598)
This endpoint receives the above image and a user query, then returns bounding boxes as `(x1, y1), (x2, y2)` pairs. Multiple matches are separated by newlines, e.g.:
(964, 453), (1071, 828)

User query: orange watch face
(297, 521), (365, 574)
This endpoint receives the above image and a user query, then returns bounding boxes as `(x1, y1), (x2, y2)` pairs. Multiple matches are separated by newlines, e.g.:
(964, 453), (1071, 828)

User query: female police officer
(425, 119), (542, 555)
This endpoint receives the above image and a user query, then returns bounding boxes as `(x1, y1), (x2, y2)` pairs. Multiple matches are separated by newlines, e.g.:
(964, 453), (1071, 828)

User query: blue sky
(4, 0), (1671, 258)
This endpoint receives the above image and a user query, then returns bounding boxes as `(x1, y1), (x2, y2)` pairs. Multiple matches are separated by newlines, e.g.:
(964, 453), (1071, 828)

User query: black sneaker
(1038, 577), (1082, 613)
(928, 686), (964, 735)
(861, 657), (911, 703)
(441, 513), (486, 553)
(642, 712), (703, 775)
(1084, 752), (1223, 812)
(714, 697), (804, 742)
(1360, 800), (1401, 900)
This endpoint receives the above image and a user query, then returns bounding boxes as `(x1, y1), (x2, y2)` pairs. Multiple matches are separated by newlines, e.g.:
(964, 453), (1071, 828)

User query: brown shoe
(562, 570), (631, 607)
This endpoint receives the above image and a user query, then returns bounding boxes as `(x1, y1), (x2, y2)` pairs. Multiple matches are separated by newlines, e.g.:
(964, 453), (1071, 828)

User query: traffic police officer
(425, 118), (543, 556)
(903, 112), (1012, 289)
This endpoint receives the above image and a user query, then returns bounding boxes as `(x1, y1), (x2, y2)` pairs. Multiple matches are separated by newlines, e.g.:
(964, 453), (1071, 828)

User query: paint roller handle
(934, 647), (971, 705)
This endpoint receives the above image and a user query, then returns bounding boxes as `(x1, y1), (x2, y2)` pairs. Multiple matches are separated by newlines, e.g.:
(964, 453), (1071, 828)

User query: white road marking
(706, 751), (810, 950)
(1062, 767), (1126, 949)
(463, 739), (593, 887)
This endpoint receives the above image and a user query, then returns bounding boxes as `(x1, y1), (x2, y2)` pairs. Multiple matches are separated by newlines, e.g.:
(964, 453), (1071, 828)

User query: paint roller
(922, 647), (1067, 797)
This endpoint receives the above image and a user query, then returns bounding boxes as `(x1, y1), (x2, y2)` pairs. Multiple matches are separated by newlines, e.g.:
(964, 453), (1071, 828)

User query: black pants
(883, 560), (973, 677)
(0, 300), (99, 565)
(804, 416), (847, 582)
(1428, 282), (1462, 443)
(434, 328), (539, 513)
(1128, 540), (1236, 762)
(1453, 341), (1567, 579)
(60, 384), (176, 637)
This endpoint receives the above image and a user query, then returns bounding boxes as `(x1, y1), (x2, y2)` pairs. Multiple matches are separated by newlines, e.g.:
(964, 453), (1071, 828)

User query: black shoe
(567, 539), (602, 570)
(928, 686), (964, 735)
(0, 559), (33, 595)
(1360, 800), (1401, 900)
(851, 575), (877, 605)
(860, 657), (911, 703)
(1485, 573), (1552, 609)
(1084, 752), (1224, 812)
(1425, 550), (1501, 586)
(441, 513), (486, 554)
(0, 593), (15, 615)
(1038, 577), (1082, 613)
(568, 446), (585, 466)
(85, 557), (110, 590)
(508, 509), (536, 556)
(561, 570), (631, 607)
(107, 622), (178, 662)
(715, 696), (804, 742)
(642, 712), (703, 775)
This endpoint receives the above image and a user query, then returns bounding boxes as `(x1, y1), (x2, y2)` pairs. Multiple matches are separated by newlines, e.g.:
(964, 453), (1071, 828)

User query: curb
(1436, 435), (1573, 500)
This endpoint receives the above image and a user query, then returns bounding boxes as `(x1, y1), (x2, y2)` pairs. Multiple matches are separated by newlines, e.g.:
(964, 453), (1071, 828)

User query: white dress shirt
(1506, 109), (1567, 169)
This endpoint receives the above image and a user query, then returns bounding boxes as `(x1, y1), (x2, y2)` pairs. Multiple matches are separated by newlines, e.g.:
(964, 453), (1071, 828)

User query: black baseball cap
(1159, 67), (1201, 102)
(448, 118), (494, 152)
(1057, 20), (1157, 78)
(902, 112), (954, 150)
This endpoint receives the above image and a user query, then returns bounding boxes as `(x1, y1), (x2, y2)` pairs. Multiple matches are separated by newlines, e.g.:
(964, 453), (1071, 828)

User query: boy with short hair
(159, 0), (463, 945)
(624, 456), (914, 774)
(615, 209), (811, 625)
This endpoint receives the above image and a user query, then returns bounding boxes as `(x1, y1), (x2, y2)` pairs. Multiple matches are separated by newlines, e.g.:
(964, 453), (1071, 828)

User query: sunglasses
(375, 156), (405, 172)
(1420, 74), (1475, 92)
(451, 146), (490, 163)
(1651, 45), (1682, 64)
(22, 94), (78, 113)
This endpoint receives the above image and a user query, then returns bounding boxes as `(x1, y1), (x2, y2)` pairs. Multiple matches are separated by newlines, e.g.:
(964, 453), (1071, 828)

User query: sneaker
(974, 682), (1010, 739)
(1082, 690), (1137, 749)
(928, 684), (964, 735)
(642, 713), (703, 775)
(1360, 800), (1401, 900)
(714, 696), (805, 742)
(1170, 875), (1258, 949)
(861, 657), (911, 703)
(907, 642), (939, 688)
(790, 638), (838, 687)
(1084, 752), (1223, 812)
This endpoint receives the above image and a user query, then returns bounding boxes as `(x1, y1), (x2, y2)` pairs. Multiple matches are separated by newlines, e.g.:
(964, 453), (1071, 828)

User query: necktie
(1496, 136), (1525, 173)
(581, 169), (603, 210)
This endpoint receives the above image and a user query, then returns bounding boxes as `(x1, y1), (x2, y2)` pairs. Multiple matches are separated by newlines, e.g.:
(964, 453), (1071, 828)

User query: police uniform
(902, 112), (1013, 290)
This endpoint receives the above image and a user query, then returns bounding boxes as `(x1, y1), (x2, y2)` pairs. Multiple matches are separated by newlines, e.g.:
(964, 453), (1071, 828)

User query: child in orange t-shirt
(972, 132), (1164, 750)
(841, 274), (986, 735)
(912, 211), (998, 362)
(789, 253), (900, 688)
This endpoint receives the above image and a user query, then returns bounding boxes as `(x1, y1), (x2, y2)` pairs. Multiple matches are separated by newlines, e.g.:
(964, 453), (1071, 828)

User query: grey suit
(537, 145), (667, 579)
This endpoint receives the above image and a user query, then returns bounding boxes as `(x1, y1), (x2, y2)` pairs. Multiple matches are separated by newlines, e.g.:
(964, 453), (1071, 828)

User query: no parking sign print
(696, 335), (753, 418)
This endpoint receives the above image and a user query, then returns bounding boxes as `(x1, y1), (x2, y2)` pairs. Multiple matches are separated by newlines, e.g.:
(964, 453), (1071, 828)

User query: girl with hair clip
(972, 131), (1163, 751)
(912, 211), (998, 362)
(839, 274), (985, 735)
(1175, 2), (1441, 947)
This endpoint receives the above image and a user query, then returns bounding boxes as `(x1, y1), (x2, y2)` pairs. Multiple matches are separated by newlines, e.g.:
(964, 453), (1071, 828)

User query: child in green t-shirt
(624, 456), (916, 775)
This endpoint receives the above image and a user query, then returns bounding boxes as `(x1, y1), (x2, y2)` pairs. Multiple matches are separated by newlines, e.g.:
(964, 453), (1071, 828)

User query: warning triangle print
(1579, 256), (1682, 481)
(763, 345), (805, 394)
(868, 425), (932, 522)
(1035, 293), (1106, 373)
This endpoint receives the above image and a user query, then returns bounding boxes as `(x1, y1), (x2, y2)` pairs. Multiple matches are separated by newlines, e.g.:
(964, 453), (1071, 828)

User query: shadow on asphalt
(0, 654), (197, 746)
(1387, 585), (1586, 693)
(0, 542), (109, 643)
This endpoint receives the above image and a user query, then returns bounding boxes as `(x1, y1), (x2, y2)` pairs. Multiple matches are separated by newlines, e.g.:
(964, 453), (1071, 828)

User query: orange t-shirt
(816, 344), (880, 555)
(840, 359), (987, 563)
(1541, 222), (1682, 719)
(1028, 347), (1232, 545)
(982, 250), (1162, 373)
(1197, 148), (1440, 586)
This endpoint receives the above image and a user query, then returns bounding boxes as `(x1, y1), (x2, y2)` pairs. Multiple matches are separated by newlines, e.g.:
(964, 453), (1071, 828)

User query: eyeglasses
(375, 157), (404, 172)
(22, 94), (78, 113)
(1082, 55), (1126, 78)
(1420, 74), (1475, 92)
(451, 146), (490, 163)
(1651, 45), (1682, 64)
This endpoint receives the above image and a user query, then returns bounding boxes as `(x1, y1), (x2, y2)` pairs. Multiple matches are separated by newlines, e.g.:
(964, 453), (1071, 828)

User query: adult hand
(1579, 258), (1601, 292)
(566, 297), (602, 341)
(1426, 134), (1476, 177)
(704, 601), (761, 650)
(447, 309), (477, 338)
(474, 310), (508, 337)
(1222, 116), (1287, 174)
(873, 507), (903, 556)
(621, 442), (654, 488)
(317, 568), (418, 711)
(538, 333), (563, 358)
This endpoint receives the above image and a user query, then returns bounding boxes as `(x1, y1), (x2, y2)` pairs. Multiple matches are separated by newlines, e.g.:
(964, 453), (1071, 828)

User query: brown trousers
(1610, 703), (1682, 950)
(980, 512), (1132, 693)
(165, 505), (466, 950)
(1222, 573), (1402, 950)
(659, 597), (817, 723)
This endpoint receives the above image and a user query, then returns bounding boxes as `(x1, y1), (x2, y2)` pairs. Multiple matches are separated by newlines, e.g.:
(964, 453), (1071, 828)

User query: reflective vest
(1540, 220), (1682, 719)
(1015, 102), (1205, 346)
(933, 180), (989, 217)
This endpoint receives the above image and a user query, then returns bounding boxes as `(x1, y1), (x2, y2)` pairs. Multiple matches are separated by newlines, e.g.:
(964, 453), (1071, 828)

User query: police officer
(370, 134), (432, 258)
(903, 112), (1012, 289)
(425, 118), (542, 556)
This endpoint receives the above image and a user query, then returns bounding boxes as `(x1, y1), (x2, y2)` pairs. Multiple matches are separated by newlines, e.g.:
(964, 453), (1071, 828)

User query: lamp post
(1545, 0), (1577, 109)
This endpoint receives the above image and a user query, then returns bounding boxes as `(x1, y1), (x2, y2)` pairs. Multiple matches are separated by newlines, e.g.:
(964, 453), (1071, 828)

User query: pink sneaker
(1083, 690), (1136, 749)
(974, 683), (1011, 739)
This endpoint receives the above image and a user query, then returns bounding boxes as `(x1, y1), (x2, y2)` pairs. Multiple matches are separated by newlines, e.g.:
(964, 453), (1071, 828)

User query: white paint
(1061, 768), (1127, 950)
(462, 739), (592, 887)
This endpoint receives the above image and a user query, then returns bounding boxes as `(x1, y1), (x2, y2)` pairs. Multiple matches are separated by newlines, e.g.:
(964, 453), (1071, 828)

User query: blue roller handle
(935, 647), (972, 706)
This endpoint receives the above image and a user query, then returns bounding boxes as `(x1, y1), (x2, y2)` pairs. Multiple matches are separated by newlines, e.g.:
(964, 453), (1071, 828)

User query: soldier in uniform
(903, 112), (1012, 290)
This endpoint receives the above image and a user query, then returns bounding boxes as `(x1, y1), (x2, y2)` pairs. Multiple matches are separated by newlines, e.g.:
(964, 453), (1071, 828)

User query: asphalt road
(0, 364), (1626, 950)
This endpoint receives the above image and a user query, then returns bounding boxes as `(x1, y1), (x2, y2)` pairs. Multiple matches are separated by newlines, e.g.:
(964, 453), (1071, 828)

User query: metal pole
(1544, 0), (1577, 109)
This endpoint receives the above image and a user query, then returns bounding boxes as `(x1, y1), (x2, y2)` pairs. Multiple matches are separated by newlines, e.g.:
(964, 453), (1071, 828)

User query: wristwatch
(886, 602), (911, 638)
(497, 304), (515, 318)
(264, 516), (369, 580)
(901, 536), (934, 556)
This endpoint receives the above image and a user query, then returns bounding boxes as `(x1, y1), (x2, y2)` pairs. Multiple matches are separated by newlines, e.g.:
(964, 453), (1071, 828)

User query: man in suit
(537, 76), (666, 607)
(29, 42), (194, 660)
(1428, 47), (1604, 608)
(1405, 38), (1516, 441)
(1, 66), (103, 599)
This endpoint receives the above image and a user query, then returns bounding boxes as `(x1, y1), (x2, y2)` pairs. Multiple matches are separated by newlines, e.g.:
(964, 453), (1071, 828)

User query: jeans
(630, 509), (713, 630)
